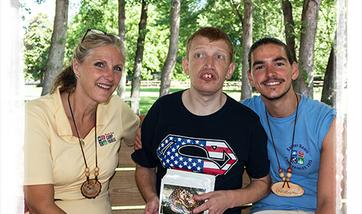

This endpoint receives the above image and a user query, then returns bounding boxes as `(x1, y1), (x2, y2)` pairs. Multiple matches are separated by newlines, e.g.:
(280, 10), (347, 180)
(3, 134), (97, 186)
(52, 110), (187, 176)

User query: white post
(0, 0), (24, 213)
(346, 0), (362, 213)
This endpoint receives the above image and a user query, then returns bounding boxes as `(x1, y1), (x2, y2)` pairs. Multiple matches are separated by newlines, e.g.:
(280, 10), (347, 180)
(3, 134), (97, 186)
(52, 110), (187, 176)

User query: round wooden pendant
(81, 179), (102, 199)
(271, 181), (304, 197)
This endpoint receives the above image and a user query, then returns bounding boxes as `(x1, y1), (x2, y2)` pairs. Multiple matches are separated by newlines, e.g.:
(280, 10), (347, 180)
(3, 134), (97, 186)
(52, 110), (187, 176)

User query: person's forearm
(316, 202), (335, 214)
(229, 175), (271, 207)
(316, 195), (336, 214)
(135, 165), (158, 202)
(25, 185), (66, 214)
(27, 203), (66, 214)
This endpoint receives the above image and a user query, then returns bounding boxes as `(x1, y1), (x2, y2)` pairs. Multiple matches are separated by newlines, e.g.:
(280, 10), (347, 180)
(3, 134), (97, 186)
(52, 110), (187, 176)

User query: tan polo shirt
(24, 88), (139, 213)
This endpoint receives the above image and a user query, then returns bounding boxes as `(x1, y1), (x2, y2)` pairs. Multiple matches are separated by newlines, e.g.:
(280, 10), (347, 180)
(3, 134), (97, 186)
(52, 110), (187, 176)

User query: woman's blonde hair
(50, 30), (123, 94)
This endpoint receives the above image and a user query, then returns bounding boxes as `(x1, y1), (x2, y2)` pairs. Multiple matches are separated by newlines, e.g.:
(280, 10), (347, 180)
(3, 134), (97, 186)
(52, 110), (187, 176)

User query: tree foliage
(23, 13), (52, 82)
(24, 0), (336, 100)
(65, 0), (119, 63)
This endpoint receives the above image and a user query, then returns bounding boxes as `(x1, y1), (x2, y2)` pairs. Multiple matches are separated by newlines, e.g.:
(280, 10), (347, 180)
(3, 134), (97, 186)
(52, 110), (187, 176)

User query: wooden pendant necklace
(68, 93), (102, 199)
(265, 93), (304, 197)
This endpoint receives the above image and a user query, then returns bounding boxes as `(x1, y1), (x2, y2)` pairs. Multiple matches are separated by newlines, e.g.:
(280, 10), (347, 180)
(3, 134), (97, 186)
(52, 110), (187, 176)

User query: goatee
(261, 84), (292, 101)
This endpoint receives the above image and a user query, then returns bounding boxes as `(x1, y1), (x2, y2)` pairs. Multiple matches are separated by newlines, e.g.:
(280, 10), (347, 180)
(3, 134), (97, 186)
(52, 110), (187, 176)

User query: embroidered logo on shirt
(97, 132), (116, 146)
(291, 149), (306, 165)
(156, 134), (238, 176)
(288, 144), (313, 171)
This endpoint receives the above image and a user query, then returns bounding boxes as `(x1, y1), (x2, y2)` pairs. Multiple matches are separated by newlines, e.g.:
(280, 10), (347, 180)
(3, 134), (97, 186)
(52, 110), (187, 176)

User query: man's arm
(192, 174), (271, 213)
(237, 174), (271, 205)
(316, 118), (336, 214)
(134, 127), (142, 150)
(24, 184), (66, 214)
(134, 164), (159, 214)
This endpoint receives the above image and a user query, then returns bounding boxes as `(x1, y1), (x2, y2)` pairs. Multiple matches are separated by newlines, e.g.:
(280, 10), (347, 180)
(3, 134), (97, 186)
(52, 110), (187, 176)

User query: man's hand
(144, 195), (159, 214)
(192, 190), (234, 214)
(134, 127), (142, 150)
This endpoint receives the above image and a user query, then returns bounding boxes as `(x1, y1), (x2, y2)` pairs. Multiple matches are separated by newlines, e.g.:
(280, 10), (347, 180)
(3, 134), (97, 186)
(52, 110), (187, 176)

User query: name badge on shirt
(97, 132), (116, 146)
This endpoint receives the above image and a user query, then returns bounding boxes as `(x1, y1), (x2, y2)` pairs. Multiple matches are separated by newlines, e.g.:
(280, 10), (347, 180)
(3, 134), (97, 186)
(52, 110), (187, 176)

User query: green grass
(140, 96), (158, 115)
(126, 87), (185, 115)
(132, 87), (183, 93)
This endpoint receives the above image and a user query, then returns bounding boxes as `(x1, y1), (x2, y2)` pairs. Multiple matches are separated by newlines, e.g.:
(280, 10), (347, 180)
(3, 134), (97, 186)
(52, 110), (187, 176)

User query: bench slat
(109, 170), (145, 206)
(111, 210), (144, 214)
(118, 142), (136, 168)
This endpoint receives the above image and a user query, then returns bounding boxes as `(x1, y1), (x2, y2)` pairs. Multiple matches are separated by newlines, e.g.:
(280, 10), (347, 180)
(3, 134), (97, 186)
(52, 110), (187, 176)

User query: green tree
(41, 0), (69, 95)
(130, 0), (149, 114)
(321, 45), (335, 106)
(241, 0), (253, 100)
(23, 13), (52, 83)
(65, 0), (170, 82)
(282, 0), (297, 62)
(117, 0), (127, 98)
(65, 0), (120, 63)
(159, 0), (181, 96)
(24, 0), (336, 103)
(295, 0), (322, 97)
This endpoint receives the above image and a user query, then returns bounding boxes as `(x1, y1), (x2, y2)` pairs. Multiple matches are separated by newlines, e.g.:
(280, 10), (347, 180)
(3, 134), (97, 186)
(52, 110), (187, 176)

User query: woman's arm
(25, 102), (66, 213)
(24, 184), (66, 214)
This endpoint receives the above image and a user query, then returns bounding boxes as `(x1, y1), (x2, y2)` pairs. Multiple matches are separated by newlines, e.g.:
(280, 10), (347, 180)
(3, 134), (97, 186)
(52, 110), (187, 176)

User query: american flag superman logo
(156, 134), (238, 176)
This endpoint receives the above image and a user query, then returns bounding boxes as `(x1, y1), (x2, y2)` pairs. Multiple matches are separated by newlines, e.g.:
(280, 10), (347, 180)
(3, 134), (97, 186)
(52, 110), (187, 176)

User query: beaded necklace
(265, 93), (304, 197)
(68, 92), (102, 199)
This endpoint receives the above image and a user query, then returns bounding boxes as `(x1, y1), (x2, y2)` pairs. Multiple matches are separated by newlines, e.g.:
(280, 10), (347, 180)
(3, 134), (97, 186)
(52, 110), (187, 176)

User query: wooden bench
(109, 141), (252, 213)
(109, 142), (145, 214)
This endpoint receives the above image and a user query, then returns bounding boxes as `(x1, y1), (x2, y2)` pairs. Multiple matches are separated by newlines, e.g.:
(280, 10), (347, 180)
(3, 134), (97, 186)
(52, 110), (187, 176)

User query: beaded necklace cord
(67, 92), (101, 199)
(265, 93), (299, 188)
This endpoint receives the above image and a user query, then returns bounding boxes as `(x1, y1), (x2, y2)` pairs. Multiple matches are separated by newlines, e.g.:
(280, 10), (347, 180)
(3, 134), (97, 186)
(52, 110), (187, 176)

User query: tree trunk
(321, 46), (335, 107)
(240, 0), (253, 100)
(282, 0), (297, 62)
(117, 0), (127, 98)
(41, 0), (68, 95)
(295, 0), (321, 98)
(130, 0), (148, 114)
(159, 0), (181, 97)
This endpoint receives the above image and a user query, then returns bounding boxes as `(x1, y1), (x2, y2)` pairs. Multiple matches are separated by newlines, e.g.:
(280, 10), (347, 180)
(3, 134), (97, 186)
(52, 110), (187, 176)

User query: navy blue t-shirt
(132, 90), (269, 214)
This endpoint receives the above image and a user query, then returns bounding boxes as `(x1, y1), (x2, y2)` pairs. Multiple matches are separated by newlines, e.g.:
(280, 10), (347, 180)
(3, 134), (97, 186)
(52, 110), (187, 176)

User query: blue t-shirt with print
(242, 95), (335, 212)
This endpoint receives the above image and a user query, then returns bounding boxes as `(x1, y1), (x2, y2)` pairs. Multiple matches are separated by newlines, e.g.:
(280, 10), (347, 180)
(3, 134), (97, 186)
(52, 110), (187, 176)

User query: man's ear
(72, 59), (80, 79)
(225, 62), (236, 80)
(291, 62), (299, 80)
(247, 69), (255, 87)
(182, 58), (190, 75)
